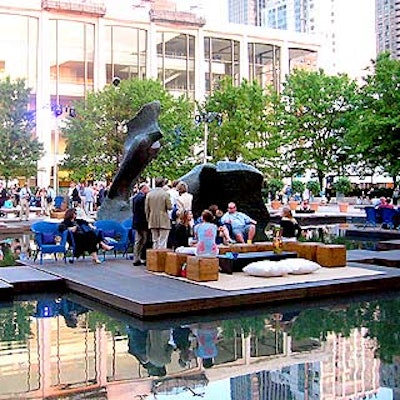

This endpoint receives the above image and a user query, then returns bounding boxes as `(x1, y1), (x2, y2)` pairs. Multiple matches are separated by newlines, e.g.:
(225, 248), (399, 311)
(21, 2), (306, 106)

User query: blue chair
(31, 221), (71, 264)
(54, 196), (65, 209)
(121, 218), (135, 252)
(381, 208), (397, 229)
(363, 206), (377, 228)
(94, 220), (130, 259)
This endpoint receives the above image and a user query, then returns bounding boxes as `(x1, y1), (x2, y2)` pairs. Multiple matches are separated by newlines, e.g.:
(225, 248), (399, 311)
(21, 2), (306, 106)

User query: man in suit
(145, 177), (172, 249)
(132, 182), (150, 266)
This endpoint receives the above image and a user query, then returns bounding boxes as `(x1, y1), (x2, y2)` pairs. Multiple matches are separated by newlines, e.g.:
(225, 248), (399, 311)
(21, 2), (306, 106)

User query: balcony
(150, 9), (205, 27)
(41, 0), (106, 16)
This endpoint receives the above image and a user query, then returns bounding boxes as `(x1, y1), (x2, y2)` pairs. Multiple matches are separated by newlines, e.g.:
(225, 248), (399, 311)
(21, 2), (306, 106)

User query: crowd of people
(129, 177), (258, 266)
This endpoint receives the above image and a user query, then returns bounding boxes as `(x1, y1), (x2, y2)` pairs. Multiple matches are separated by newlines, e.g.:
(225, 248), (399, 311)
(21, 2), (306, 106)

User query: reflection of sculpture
(179, 162), (270, 241)
(98, 101), (162, 221)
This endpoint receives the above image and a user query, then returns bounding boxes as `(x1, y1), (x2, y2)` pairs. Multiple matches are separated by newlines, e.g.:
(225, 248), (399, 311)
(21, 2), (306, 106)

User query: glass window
(0, 14), (38, 90)
(105, 26), (147, 83)
(248, 43), (280, 90)
(289, 48), (317, 73)
(157, 32), (195, 99)
(204, 37), (240, 94)
(49, 20), (95, 104)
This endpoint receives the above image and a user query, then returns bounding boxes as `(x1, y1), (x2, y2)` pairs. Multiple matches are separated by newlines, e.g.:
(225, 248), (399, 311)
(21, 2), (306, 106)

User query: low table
(218, 251), (298, 274)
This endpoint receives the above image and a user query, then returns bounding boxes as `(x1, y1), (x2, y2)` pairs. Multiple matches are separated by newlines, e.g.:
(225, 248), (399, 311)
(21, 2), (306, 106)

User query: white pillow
(175, 246), (196, 255)
(284, 258), (321, 275)
(243, 261), (292, 277)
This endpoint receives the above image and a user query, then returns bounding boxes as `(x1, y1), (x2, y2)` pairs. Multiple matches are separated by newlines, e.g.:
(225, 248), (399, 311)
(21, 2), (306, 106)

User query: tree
(0, 77), (43, 183)
(201, 78), (281, 173)
(61, 79), (200, 182)
(350, 52), (400, 184)
(277, 69), (358, 189)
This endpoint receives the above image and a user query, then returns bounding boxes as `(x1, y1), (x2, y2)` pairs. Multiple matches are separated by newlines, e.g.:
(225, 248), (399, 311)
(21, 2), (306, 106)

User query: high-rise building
(228, 0), (376, 79)
(376, 0), (400, 58)
(228, 0), (265, 25)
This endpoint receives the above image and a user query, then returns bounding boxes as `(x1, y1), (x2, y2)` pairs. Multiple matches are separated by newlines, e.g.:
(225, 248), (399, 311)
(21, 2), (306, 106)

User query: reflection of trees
(221, 316), (266, 338)
(86, 311), (126, 336)
(0, 302), (34, 342)
(289, 299), (400, 363)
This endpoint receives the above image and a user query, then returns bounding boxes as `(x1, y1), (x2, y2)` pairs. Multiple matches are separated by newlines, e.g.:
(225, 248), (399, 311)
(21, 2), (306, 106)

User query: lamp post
(194, 111), (222, 164)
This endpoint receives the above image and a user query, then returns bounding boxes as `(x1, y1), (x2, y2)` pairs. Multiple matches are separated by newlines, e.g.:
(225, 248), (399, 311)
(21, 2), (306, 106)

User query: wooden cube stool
(186, 256), (219, 282)
(146, 249), (171, 272)
(165, 252), (188, 276)
(316, 244), (346, 267)
(296, 242), (321, 261)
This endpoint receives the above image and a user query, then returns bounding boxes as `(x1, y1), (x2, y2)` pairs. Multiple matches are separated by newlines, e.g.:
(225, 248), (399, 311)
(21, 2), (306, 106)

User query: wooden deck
(0, 251), (397, 319)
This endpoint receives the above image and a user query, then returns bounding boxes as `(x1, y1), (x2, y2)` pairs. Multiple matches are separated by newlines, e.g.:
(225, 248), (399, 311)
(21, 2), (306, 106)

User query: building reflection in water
(0, 296), (388, 399)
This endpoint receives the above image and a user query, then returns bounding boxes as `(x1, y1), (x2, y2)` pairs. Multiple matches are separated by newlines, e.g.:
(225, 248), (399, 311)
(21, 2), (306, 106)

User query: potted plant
(334, 177), (352, 212)
(307, 180), (321, 211)
(290, 180), (304, 209)
(266, 178), (284, 209)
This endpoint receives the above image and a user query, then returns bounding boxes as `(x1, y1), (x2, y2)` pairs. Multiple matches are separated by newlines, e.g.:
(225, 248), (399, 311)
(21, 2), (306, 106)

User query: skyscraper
(228, 0), (376, 79)
(376, 0), (400, 58)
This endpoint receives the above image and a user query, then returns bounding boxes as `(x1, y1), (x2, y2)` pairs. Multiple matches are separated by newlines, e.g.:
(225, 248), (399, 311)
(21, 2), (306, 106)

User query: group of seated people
(172, 201), (258, 256)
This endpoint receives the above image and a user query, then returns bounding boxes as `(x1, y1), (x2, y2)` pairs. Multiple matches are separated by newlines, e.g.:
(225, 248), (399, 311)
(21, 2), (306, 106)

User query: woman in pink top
(194, 210), (218, 257)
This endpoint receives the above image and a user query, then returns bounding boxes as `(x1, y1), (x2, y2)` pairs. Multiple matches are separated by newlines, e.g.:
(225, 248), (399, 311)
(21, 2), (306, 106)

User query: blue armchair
(31, 221), (72, 264)
(94, 220), (130, 259)
(121, 217), (135, 252)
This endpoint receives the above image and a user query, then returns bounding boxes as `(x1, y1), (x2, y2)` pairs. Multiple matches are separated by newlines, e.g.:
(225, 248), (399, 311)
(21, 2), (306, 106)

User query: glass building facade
(0, 0), (319, 187)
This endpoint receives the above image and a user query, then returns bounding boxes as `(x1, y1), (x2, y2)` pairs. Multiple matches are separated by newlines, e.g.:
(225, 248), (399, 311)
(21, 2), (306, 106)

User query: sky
(174, 0), (228, 23)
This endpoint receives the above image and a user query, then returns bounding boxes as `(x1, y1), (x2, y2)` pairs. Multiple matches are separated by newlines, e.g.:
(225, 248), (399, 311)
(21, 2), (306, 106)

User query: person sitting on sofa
(220, 202), (257, 243)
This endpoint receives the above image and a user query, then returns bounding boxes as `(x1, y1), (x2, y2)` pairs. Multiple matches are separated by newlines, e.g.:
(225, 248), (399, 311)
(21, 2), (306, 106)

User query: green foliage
(86, 311), (126, 336)
(306, 180), (321, 195)
(334, 176), (352, 195)
(291, 180), (305, 194)
(277, 69), (358, 188)
(350, 52), (400, 183)
(61, 78), (200, 182)
(265, 178), (283, 198)
(0, 247), (16, 267)
(201, 78), (281, 173)
(0, 302), (34, 342)
(0, 77), (43, 182)
(221, 316), (266, 338)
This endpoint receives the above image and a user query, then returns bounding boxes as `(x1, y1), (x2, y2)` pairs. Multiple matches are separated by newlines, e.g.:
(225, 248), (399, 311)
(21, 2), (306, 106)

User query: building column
(36, 11), (52, 188)
(280, 40), (290, 90)
(147, 22), (158, 79)
(195, 27), (206, 103)
(240, 34), (249, 82)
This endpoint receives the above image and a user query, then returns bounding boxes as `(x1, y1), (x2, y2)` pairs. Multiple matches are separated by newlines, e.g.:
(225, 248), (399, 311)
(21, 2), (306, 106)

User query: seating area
(147, 240), (348, 282)
(93, 220), (130, 259)
(363, 206), (400, 229)
(31, 219), (132, 264)
(31, 221), (72, 264)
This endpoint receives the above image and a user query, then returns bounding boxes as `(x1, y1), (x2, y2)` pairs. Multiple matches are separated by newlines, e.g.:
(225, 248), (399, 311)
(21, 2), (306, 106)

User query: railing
(41, 0), (106, 16)
(150, 9), (205, 26)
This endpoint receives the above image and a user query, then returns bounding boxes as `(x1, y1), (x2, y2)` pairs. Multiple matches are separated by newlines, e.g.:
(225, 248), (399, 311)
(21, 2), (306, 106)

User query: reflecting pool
(0, 292), (399, 399)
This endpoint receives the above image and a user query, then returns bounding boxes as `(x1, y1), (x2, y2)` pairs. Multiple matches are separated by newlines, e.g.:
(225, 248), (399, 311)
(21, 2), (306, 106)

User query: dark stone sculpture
(179, 161), (269, 241)
(97, 101), (162, 221)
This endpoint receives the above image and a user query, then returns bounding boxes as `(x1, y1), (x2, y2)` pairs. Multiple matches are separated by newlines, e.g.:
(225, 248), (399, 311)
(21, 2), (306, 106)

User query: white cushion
(284, 258), (321, 274)
(243, 258), (320, 277)
(175, 246), (196, 255)
(243, 261), (292, 277)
